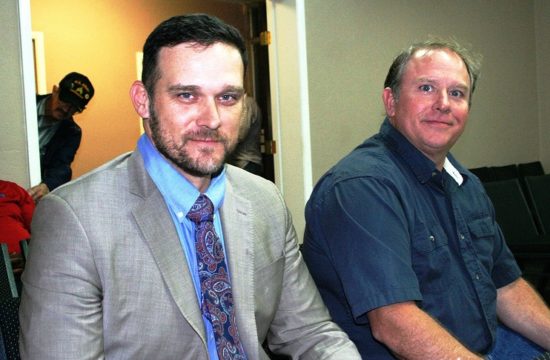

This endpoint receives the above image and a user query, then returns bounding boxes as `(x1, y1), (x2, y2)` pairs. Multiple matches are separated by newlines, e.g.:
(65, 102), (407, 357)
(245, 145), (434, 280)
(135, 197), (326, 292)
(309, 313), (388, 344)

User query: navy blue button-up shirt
(302, 119), (521, 358)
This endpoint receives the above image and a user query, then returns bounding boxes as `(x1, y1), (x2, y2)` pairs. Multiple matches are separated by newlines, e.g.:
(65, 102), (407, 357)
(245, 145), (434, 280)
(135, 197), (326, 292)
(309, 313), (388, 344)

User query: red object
(0, 180), (35, 253)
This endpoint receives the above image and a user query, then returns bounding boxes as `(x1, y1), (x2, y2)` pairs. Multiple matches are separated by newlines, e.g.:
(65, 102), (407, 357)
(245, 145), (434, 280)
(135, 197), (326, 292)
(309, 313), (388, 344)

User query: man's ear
(130, 81), (150, 119)
(382, 87), (396, 117)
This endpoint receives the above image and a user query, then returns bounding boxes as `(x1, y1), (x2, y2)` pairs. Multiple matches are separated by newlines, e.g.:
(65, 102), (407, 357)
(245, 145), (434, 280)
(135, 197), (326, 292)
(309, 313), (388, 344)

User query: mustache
(186, 128), (225, 142)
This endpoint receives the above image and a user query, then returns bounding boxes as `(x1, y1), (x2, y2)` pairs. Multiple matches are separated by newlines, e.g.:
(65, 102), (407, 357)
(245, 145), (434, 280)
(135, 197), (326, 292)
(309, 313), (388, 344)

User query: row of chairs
(472, 161), (547, 234)
(484, 176), (550, 245)
(475, 162), (550, 296)
(0, 240), (28, 360)
(470, 161), (545, 184)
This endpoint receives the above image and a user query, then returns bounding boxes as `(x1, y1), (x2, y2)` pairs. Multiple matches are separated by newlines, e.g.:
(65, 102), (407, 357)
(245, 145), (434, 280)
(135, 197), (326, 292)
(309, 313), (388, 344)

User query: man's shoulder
(58, 117), (82, 134)
(225, 165), (278, 195)
(53, 152), (136, 197)
(224, 165), (286, 209)
(224, 165), (288, 227)
(307, 136), (412, 214)
(319, 137), (400, 187)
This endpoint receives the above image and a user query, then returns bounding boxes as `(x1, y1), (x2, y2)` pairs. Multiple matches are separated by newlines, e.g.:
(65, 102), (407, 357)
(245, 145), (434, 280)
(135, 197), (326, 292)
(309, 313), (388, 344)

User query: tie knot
(187, 194), (214, 224)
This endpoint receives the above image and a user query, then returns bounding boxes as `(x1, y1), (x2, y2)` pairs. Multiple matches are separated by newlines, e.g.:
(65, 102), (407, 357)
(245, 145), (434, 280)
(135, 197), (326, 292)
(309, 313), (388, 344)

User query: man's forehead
(410, 48), (466, 67)
(159, 42), (242, 63)
(407, 49), (468, 79)
(156, 43), (244, 87)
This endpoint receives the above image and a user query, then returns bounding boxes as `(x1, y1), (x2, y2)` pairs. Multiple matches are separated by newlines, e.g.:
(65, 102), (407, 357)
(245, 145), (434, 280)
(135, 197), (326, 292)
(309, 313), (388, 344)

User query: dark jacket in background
(36, 94), (82, 191)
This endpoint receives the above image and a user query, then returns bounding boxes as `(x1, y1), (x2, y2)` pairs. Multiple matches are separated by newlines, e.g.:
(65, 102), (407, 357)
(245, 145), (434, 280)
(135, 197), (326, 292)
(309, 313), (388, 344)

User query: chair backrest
(490, 164), (519, 182)
(483, 179), (541, 245)
(470, 164), (520, 183)
(517, 165), (546, 235)
(525, 174), (550, 236)
(518, 161), (544, 178)
(469, 166), (494, 182)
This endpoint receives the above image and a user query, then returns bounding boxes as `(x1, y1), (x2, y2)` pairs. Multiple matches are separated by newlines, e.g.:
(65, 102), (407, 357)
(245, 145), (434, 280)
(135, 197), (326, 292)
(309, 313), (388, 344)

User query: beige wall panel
(306, 0), (541, 181)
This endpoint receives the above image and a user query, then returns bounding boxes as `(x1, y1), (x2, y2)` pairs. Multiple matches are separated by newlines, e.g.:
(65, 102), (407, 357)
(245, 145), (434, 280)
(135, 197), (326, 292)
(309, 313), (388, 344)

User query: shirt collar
(137, 134), (226, 220)
(443, 158), (464, 185)
(379, 118), (466, 186)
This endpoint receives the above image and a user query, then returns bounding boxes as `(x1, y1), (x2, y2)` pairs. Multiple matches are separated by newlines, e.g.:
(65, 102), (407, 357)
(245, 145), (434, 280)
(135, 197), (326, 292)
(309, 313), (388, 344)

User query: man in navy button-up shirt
(303, 39), (550, 359)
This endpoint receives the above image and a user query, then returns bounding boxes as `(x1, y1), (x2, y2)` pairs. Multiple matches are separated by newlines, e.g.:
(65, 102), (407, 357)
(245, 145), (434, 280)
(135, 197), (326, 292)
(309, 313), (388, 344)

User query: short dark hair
(384, 38), (482, 106)
(141, 13), (247, 95)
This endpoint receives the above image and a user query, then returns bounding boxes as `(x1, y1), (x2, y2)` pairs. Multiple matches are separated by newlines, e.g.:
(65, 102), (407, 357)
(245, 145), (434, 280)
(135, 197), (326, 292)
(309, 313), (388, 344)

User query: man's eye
(219, 94), (240, 103)
(450, 89), (465, 98)
(178, 92), (194, 100)
(419, 84), (433, 92)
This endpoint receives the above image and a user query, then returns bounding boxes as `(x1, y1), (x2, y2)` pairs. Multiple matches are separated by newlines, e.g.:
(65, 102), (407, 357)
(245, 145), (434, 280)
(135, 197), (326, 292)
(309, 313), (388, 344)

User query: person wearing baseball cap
(28, 72), (95, 202)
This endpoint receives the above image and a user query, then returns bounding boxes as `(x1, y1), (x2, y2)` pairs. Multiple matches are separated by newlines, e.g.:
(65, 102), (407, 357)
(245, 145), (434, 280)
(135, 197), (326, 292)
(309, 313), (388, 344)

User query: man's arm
(368, 301), (483, 360)
(19, 194), (104, 359)
(497, 277), (550, 350)
(263, 187), (360, 359)
(28, 182), (49, 202)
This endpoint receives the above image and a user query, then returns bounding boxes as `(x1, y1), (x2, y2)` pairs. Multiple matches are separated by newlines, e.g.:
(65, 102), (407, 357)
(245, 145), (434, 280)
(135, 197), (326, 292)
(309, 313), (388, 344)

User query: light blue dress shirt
(138, 134), (227, 360)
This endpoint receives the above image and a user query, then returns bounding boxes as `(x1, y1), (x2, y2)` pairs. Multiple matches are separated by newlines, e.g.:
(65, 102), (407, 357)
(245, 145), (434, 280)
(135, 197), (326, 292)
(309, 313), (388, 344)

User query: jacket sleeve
(19, 193), (104, 359)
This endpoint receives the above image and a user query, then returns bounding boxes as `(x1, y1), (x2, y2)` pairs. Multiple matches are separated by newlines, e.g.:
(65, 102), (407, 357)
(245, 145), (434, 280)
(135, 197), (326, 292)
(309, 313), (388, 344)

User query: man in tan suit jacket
(19, 14), (360, 359)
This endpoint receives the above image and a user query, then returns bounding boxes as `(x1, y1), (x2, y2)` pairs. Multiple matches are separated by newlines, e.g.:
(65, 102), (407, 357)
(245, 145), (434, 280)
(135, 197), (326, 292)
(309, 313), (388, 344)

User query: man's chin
(183, 163), (225, 178)
(180, 155), (226, 178)
(53, 111), (68, 121)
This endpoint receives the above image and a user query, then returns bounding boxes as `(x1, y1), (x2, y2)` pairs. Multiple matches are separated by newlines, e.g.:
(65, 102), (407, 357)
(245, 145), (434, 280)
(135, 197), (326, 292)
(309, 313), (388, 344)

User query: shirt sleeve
(488, 209), (522, 288)
(307, 176), (423, 323)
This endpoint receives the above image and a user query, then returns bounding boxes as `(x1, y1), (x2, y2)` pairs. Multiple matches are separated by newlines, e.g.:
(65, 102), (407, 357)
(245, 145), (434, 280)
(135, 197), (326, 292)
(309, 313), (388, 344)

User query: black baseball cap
(58, 72), (95, 111)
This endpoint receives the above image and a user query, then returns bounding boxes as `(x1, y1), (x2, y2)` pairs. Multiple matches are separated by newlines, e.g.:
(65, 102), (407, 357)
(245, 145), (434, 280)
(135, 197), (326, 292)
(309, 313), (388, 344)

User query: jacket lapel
(221, 178), (259, 357)
(128, 152), (206, 345)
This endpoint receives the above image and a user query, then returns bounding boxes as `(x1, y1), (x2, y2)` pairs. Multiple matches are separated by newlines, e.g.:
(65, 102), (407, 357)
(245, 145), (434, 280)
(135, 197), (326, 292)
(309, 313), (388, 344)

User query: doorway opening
(233, 0), (275, 182)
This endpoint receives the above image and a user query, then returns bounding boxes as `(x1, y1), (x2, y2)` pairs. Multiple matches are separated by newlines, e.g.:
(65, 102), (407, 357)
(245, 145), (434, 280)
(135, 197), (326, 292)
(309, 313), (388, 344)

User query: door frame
(265, 0), (311, 238)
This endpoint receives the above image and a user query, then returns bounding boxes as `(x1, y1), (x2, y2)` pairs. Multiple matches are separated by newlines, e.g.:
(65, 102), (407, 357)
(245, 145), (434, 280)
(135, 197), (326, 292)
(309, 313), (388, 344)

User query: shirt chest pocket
(411, 222), (455, 292)
(467, 216), (496, 269)
(467, 216), (495, 239)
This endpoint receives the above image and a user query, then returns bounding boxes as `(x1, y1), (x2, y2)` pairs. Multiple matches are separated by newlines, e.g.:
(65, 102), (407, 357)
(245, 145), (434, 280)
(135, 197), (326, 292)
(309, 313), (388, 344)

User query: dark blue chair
(0, 244), (20, 360)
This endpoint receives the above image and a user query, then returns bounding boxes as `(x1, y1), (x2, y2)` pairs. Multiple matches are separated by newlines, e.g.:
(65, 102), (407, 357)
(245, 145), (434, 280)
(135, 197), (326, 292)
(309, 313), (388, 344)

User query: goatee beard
(148, 109), (235, 177)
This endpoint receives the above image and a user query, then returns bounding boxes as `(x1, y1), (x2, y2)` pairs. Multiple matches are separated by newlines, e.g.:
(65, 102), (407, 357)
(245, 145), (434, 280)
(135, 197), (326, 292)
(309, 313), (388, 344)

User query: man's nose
(196, 98), (221, 129)
(435, 91), (451, 113)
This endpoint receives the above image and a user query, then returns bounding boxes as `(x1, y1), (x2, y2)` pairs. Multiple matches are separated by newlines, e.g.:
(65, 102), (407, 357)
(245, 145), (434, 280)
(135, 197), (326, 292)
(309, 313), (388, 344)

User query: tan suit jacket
(19, 150), (359, 359)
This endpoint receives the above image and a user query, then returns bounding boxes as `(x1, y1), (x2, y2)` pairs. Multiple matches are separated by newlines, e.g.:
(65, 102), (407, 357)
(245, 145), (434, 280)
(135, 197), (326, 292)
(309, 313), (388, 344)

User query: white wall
(0, 0), (30, 186)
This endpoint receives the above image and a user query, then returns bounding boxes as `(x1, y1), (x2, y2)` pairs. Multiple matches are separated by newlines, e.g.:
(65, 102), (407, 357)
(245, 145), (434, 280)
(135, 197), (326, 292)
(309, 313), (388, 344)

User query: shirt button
(429, 235), (435, 242)
(475, 274), (480, 280)
(459, 234), (465, 240)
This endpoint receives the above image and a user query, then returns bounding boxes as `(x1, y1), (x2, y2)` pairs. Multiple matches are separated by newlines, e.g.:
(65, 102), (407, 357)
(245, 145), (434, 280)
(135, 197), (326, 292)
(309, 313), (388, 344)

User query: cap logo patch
(70, 80), (91, 100)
